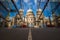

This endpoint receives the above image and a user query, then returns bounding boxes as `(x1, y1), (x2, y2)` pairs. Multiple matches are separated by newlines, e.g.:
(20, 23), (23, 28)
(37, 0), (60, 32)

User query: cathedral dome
(19, 9), (24, 12)
(19, 9), (24, 15)
(37, 8), (42, 15)
(37, 8), (42, 12)
(27, 8), (33, 13)
(26, 8), (34, 16)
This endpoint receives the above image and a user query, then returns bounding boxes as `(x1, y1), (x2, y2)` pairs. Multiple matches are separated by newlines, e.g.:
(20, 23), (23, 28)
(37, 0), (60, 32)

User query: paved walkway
(0, 28), (60, 40)
(28, 28), (32, 40)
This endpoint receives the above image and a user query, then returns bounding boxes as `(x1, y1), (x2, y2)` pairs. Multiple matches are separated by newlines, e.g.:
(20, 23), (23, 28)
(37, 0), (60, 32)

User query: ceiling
(0, 0), (60, 18)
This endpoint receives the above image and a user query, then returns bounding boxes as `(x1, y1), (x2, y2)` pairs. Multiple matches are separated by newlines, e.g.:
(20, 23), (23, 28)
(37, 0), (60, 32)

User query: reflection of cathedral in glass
(26, 8), (35, 27)
(5, 8), (45, 28)
(5, 7), (60, 28)
(0, 0), (60, 28)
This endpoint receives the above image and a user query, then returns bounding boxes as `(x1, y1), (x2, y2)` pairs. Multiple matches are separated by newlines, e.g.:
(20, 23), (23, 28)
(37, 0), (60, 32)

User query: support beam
(11, 0), (19, 13)
(0, 1), (17, 12)
(52, 2), (60, 14)
(20, 0), (22, 9)
(52, 2), (60, 27)
(48, 15), (52, 25)
(0, 1), (9, 12)
(37, 0), (41, 9)
(0, 13), (7, 22)
(10, 9), (17, 12)
(38, 0), (49, 20)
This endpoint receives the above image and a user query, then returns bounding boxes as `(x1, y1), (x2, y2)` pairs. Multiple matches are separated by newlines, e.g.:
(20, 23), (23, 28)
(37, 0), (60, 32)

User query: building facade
(6, 8), (60, 28)
(25, 8), (35, 28)
(35, 8), (44, 28)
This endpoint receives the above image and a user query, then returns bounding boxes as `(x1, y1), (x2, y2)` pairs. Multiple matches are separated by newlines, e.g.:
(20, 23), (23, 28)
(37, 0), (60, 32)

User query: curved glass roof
(0, 0), (60, 18)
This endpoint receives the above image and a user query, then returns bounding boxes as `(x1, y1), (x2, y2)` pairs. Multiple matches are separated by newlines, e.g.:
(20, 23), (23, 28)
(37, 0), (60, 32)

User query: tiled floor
(0, 28), (60, 40)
